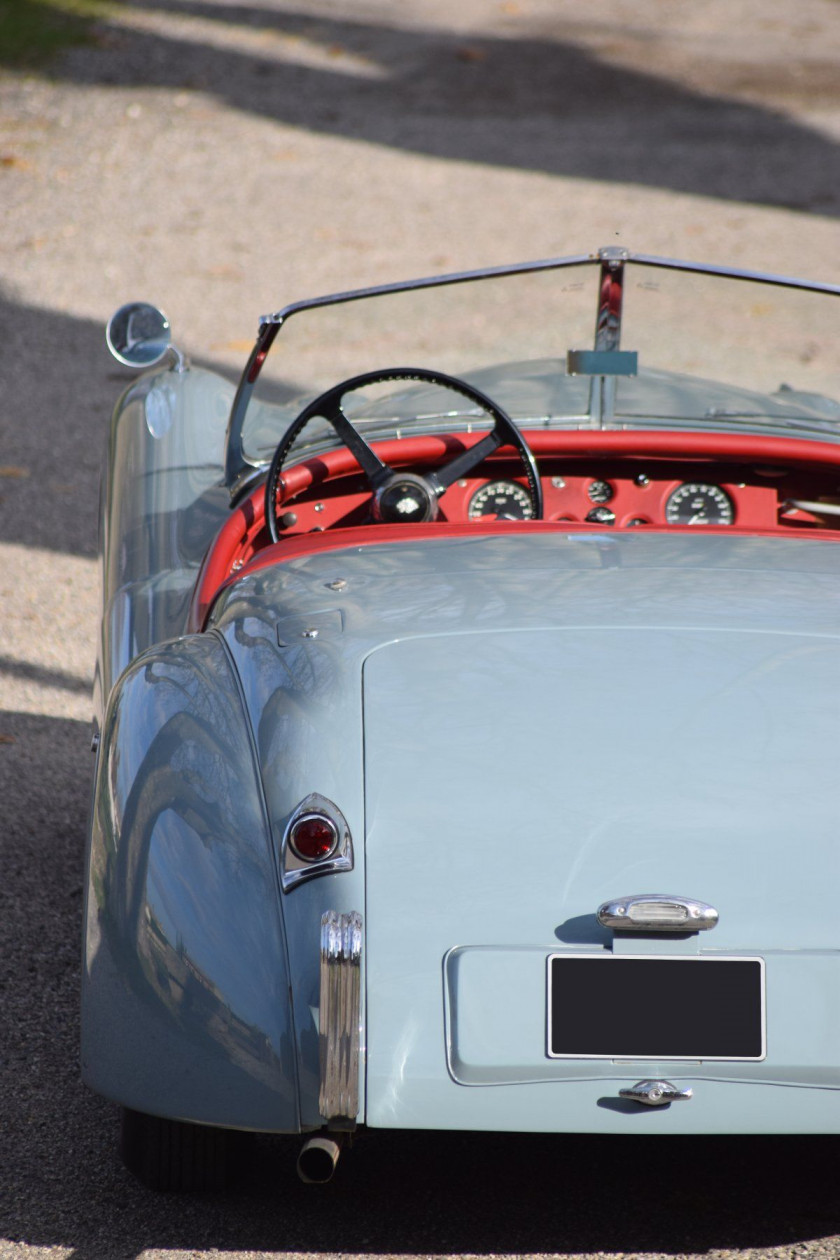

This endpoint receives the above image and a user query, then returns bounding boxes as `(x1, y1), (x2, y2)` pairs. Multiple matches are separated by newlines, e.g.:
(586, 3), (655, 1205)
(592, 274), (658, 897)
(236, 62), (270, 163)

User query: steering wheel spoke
(426, 430), (503, 496)
(264, 367), (542, 543)
(326, 402), (391, 486)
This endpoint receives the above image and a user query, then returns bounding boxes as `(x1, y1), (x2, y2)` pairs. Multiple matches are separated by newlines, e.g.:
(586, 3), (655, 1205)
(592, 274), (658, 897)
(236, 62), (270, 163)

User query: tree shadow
(0, 292), (246, 558)
(27, 0), (840, 216)
(0, 293), (126, 557)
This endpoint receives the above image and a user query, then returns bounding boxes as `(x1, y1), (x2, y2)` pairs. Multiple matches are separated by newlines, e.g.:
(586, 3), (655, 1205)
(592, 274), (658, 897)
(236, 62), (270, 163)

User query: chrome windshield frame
(224, 248), (840, 502)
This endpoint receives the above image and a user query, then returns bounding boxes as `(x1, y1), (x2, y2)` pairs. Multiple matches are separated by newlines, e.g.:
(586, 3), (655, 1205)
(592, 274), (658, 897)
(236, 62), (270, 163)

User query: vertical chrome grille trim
(319, 910), (363, 1129)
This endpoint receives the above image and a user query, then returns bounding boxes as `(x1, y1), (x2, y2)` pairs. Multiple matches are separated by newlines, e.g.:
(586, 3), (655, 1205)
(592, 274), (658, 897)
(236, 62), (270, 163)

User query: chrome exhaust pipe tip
(297, 1134), (343, 1184)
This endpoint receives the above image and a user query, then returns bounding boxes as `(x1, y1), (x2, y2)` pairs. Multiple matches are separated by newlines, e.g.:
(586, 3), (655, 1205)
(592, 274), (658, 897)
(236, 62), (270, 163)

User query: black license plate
(547, 954), (765, 1060)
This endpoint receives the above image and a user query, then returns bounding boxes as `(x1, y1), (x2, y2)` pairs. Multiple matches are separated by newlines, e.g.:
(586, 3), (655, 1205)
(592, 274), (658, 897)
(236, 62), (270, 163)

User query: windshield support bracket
(587, 246), (629, 429)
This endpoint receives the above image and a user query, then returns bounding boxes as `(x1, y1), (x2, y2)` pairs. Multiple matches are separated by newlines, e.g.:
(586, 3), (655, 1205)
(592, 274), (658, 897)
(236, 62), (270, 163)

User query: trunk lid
(363, 622), (840, 1124)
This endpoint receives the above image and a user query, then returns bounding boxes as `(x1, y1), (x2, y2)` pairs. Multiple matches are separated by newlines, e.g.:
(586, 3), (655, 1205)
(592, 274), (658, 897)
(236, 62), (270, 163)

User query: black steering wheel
(264, 367), (542, 543)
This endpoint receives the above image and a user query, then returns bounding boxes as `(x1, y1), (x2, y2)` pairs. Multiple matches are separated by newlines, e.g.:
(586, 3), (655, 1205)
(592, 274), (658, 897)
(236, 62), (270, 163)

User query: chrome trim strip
(279, 793), (354, 892)
(261, 251), (598, 325)
(261, 251), (840, 329)
(629, 252), (840, 296)
(225, 320), (281, 498)
(784, 498), (840, 518)
(319, 910), (363, 1129)
(598, 893), (719, 932)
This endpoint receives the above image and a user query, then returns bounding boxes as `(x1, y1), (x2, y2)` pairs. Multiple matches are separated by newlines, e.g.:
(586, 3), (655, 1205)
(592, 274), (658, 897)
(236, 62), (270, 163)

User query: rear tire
(119, 1107), (241, 1191)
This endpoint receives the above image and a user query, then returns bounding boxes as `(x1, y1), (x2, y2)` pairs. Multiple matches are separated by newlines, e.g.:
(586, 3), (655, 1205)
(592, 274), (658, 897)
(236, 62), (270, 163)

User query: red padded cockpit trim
(190, 429), (840, 630)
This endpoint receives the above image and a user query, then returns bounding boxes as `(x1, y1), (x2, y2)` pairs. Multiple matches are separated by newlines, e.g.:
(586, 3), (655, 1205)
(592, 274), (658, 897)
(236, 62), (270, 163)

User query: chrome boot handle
(619, 1079), (693, 1106)
(598, 893), (718, 932)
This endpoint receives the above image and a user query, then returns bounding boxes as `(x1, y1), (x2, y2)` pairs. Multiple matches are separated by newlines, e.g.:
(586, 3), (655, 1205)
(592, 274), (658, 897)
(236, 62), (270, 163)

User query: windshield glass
(240, 257), (839, 467)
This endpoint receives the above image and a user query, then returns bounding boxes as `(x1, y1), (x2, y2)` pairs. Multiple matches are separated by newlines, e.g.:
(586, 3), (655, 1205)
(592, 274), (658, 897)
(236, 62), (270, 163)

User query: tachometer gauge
(468, 480), (535, 520)
(665, 483), (734, 526)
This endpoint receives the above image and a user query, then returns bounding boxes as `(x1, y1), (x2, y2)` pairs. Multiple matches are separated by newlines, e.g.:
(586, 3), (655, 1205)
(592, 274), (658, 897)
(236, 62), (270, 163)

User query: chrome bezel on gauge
(467, 479), (536, 520)
(664, 482), (735, 525)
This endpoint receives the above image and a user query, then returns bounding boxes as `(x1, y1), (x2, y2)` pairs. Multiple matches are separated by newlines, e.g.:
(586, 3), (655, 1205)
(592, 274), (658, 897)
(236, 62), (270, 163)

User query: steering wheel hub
(373, 473), (438, 524)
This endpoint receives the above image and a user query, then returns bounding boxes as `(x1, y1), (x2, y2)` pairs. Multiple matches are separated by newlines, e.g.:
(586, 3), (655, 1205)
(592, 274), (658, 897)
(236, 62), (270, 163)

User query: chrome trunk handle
(619, 1079), (693, 1106)
(598, 894), (718, 932)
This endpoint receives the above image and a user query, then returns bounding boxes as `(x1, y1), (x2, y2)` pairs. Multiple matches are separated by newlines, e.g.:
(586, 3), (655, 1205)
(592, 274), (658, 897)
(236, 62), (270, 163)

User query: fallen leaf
(0, 735), (16, 745)
(456, 46), (486, 62)
(1, 155), (32, 170)
(0, 466), (30, 478)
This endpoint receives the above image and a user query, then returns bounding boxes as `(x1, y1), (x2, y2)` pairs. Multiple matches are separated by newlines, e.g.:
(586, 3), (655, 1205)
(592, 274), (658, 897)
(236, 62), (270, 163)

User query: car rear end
(212, 530), (840, 1137)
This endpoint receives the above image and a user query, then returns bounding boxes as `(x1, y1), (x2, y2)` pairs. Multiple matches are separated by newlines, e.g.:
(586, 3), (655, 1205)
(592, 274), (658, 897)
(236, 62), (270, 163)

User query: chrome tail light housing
(279, 794), (353, 891)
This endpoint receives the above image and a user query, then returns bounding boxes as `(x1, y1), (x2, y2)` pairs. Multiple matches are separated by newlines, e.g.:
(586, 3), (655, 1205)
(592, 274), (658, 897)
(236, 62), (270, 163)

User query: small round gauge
(665, 483), (734, 526)
(587, 479), (614, 504)
(585, 506), (616, 525)
(468, 480), (535, 520)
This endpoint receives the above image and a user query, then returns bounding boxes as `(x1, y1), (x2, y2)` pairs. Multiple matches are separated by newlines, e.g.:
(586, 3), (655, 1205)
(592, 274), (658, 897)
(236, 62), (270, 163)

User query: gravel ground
(1, 1), (839, 1257)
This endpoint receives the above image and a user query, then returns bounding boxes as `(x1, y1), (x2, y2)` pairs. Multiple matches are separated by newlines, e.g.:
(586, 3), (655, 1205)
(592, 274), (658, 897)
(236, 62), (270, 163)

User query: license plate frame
(547, 953), (765, 1061)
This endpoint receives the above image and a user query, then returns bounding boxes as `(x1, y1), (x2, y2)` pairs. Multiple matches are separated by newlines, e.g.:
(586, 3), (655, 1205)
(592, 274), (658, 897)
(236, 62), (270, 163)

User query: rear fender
(82, 631), (299, 1131)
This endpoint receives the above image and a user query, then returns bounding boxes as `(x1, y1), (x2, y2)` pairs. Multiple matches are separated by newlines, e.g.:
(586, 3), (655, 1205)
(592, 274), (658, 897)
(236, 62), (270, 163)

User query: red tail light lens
(289, 813), (339, 862)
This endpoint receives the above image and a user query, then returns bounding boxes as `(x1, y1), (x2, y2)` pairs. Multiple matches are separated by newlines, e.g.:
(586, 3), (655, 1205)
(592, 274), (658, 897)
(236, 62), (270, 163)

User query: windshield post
(595, 246), (628, 352)
(589, 246), (629, 429)
(225, 320), (281, 502)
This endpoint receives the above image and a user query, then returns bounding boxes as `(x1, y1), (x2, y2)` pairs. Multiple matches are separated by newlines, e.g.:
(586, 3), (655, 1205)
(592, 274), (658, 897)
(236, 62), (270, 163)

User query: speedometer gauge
(468, 480), (535, 520)
(665, 483), (734, 526)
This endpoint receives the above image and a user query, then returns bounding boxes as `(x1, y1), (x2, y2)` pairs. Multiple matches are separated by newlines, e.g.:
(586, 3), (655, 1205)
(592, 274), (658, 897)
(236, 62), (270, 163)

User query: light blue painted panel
(363, 621), (840, 1132)
(82, 632), (299, 1130)
(204, 531), (840, 1133)
(364, 626), (840, 949)
(362, 1074), (840, 1136)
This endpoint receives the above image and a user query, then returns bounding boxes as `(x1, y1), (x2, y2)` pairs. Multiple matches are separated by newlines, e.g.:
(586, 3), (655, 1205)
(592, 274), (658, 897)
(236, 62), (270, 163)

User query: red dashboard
(193, 430), (840, 629)
(268, 456), (840, 535)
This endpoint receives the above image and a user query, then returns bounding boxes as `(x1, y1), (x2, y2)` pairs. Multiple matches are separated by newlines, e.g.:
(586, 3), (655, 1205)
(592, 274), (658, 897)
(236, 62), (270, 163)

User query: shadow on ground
(0, 292), (246, 557)
(14, 0), (840, 216)
(0, 293), (130, 556)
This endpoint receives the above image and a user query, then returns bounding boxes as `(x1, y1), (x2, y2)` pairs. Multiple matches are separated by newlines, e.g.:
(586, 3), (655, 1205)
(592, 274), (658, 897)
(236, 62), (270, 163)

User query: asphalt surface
(1, 1), (840, 1257)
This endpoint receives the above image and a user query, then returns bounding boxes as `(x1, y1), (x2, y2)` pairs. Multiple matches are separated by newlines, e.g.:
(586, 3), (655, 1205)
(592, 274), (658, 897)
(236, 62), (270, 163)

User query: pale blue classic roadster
(84, 249), (840, 1189)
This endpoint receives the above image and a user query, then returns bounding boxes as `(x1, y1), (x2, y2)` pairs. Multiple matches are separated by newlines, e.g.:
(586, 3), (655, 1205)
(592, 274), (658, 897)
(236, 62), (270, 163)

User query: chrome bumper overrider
(319, 910), (363, 1129)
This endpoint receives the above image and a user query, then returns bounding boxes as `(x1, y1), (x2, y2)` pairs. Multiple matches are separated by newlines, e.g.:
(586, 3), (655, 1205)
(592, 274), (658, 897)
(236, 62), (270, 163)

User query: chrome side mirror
(106, 302), (173, 368)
